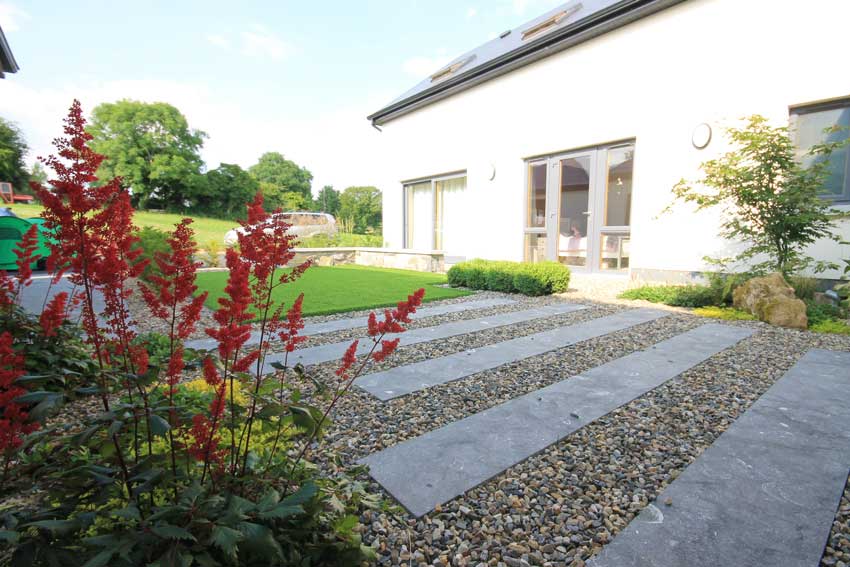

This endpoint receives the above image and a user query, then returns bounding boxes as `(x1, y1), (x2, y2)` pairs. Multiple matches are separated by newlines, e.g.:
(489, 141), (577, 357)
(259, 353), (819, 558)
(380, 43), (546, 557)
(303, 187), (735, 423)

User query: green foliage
(805, 299), (848, 326)
(0, 117), (29, 192)
(297, 232), (382, 248)
(28, 163), (49, 195)
(87, 100), (207, 211)
(447, 259), (571, 296)
(788, 275), (820, 301)
(132, 226), (170, 281)
(669, 115), (845, 276)
(619, 284), (717, 308)
(810, 319), (850, 335)
(704, 271), (750, 305)
(692, 306), (757, 321)
(313, 185), (340, 216)
(195, 164), (259, 219)
(337, 186), (381, 234)
(248, 153), (313, 208)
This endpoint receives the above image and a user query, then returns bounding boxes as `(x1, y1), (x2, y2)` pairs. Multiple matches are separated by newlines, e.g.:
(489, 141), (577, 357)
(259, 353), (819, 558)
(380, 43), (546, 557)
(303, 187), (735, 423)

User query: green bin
(0, 208), (52, 271)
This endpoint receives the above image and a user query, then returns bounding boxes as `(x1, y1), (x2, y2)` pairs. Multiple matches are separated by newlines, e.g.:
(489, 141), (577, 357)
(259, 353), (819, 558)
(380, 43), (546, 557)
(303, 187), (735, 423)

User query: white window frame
(402, 171), (467, 250)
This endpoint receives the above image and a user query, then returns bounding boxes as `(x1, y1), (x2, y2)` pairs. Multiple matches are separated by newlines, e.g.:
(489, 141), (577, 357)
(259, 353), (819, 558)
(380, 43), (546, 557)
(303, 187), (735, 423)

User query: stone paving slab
(355, 308), (668, 401)
(587, 348), (850, 567)
(184, 297), (517, 351)
(260, 302), (587, 374)
(361, 323), (754, 517)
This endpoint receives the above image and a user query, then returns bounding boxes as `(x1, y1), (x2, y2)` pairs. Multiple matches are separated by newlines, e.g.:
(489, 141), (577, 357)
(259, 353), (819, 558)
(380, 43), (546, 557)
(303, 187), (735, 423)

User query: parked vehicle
(0, 182), (35, 204)
(0, 208), (51, 270)
(224, 212), (337, 247)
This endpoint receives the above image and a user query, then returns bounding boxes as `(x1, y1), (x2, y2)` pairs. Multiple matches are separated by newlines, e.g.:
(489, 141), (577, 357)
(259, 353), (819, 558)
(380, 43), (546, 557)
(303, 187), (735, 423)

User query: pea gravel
(126, 278), (850, 566)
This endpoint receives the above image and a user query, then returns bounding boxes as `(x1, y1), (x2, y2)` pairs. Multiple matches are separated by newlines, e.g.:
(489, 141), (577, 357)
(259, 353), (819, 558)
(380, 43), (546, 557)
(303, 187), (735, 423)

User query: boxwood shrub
(447, 259), (570, 296)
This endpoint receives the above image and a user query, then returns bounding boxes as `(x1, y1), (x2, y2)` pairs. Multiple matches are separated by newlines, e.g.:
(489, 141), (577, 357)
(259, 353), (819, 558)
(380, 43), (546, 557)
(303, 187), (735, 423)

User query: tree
(338, 186), (382, 233)
(314, 185), (340, 216)
(248, 152), (312, 209)
(195, 163), (259, 218)
(87, 100), (206, 210)
(0, 117), (29, 191)
(669, 115), (845, 275)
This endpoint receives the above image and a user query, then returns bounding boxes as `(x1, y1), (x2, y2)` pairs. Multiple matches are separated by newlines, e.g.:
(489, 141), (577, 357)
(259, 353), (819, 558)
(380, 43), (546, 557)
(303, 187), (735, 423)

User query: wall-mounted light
(692, 123), (712, 150)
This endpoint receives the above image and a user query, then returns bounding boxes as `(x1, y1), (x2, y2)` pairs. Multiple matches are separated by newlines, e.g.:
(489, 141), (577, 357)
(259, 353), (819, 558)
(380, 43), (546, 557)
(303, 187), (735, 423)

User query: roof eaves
(368, 0), (686, 125)
(0, 25), (20, 78)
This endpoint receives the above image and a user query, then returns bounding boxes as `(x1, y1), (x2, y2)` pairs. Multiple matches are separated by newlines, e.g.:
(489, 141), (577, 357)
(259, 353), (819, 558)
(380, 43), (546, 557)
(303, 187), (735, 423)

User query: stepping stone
(260, 302), (587, 373)
(361, 323), (754, 517)
(355, 308), (668, 400)
(587, 348), (850, 567)
(184, 297), (516, 351)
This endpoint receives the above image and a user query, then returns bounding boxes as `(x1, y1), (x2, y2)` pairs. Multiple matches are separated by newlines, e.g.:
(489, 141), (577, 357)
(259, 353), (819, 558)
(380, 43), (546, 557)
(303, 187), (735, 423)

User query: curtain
(406, 182), (432, 250)
(435, 176), (467, 253)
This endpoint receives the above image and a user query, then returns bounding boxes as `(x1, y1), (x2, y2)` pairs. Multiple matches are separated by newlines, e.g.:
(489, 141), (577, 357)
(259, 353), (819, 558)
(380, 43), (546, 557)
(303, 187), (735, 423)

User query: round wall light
(692, 123), (712, 150)
(488, 163), (496, 181)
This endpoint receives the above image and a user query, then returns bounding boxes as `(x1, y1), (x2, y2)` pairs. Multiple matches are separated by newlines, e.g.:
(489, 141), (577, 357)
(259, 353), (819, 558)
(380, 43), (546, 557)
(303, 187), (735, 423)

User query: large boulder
(732, 272), (808, 329)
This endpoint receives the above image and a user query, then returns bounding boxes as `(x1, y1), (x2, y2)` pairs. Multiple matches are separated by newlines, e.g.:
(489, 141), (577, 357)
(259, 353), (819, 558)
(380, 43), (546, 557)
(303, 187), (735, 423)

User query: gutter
(0, 25), (19, 78)
(368, 0), (686, 125)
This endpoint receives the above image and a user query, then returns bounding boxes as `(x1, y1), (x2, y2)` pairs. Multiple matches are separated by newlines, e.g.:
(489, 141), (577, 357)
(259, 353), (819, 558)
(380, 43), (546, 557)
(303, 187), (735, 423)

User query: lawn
(195, 264), (473, 316)
(4, 203), (236, 249)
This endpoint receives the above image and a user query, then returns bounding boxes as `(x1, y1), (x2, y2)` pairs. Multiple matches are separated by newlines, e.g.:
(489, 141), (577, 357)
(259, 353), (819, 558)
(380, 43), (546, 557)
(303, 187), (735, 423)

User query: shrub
(704, 272), (749, 305)
(789, 275), (819, 301)
(132, 226), (170, 281)
(810, 319), (850, 335)
(448, 259), (570, 296)
(805, 299), (848, 326)
(619, 284), (716, 308)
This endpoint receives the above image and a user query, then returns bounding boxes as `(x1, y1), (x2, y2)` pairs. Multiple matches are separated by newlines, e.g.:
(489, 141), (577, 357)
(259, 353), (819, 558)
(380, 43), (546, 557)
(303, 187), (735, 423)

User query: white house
(369, 0), (850, 281)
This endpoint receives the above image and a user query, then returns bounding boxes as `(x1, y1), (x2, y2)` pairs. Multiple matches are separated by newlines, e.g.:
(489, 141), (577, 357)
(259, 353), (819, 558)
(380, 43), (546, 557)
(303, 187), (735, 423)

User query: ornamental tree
(670, 115), (846, 275)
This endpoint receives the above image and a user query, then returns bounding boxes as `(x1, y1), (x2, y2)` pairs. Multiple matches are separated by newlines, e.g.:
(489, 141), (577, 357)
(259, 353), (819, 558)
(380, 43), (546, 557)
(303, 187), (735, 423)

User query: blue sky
(0, 0), (560, 192)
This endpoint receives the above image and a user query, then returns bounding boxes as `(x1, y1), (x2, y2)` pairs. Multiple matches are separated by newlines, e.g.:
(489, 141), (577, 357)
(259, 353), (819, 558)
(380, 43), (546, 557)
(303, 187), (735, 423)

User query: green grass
(692, 306), (756, 321)
(5, 203), (235, 249)
(195, 264), (472, 317)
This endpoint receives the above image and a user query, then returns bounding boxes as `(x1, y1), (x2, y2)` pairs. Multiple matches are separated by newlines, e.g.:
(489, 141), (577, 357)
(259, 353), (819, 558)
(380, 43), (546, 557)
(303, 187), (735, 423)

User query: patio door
(524, 141), (634, 272)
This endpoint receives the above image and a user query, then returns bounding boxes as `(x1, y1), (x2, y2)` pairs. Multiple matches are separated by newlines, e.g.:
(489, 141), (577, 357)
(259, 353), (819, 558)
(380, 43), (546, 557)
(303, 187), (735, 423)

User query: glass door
(524, 141), (635, 272)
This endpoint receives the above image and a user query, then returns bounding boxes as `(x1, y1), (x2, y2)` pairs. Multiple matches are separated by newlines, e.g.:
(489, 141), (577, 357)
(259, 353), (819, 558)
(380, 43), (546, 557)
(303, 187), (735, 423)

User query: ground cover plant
(447, 259), (570, 296)
(196, 264), (470, 317)
(0, 100), (425, 566)
(618, 284), (716, 308)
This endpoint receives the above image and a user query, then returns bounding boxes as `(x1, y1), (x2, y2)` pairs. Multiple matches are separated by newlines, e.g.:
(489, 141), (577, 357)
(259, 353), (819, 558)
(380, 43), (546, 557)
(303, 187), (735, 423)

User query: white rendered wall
(376, 0), (850, 279)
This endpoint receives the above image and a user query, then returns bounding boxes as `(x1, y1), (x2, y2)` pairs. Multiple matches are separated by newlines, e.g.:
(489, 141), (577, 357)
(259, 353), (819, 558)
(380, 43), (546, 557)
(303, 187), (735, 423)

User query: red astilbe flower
(39, 291), (69, 337)
(334, 340), (360, 379)
(0, 225), (41, 310)
(279, 293), (307, 352)
(205, 249), (254, 363)
(0, 332), (38, 459)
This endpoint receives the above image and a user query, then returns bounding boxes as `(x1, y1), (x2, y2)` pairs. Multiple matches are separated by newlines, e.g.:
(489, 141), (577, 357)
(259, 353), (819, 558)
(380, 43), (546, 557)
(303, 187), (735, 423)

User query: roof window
(430, 54), (477, 83)
(521, 4), (582, 41)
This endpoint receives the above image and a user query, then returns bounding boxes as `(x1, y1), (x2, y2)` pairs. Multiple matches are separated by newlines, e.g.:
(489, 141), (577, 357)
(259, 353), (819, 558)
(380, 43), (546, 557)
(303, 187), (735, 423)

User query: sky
(0, 0), (561, 194)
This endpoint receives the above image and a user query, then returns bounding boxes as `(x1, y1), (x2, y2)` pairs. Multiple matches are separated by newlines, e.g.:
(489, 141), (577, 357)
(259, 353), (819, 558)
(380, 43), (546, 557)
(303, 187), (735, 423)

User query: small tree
(670, 115), (845, 275)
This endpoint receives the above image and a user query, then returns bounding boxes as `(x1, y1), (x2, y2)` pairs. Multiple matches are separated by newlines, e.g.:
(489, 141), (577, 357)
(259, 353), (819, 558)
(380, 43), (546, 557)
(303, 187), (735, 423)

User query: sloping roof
(0, 25), (19, 78)
(368, 0), (685, 125)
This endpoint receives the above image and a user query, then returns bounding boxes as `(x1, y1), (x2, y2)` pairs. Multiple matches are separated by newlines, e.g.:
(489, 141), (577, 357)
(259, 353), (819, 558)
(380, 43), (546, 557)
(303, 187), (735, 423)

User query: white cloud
(0, 79), (390, 197)
(466, 7), (477, 18)
(241, 26), (293, 60)
(509, 0), (561, 15)
(0, 2), (29, 32)
(205, 34), (231, 50)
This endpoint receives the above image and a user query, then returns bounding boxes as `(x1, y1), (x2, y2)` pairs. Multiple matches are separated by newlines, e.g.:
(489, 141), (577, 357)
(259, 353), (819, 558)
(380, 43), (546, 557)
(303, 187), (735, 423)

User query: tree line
(0, 100), (381, 233)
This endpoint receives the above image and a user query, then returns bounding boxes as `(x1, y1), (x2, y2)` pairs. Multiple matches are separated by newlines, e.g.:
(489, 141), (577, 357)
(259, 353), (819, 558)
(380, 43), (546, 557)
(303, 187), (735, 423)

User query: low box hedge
(447, 259), (570, 296)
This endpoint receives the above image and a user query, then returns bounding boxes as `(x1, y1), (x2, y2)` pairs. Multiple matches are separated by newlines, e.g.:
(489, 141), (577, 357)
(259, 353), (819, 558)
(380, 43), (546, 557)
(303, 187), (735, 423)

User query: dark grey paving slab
(260, 302), (587, 373)
(184, 297), (516, 351)
(355, 308), (668, 400)
(361, 324), (754, 517)
(587, 348), (850, 567)
(18, 275), (105, 317)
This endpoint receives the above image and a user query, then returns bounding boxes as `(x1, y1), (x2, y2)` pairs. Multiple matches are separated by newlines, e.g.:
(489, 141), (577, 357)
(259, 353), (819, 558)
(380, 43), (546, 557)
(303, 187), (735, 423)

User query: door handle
(582, 211), (591, 216)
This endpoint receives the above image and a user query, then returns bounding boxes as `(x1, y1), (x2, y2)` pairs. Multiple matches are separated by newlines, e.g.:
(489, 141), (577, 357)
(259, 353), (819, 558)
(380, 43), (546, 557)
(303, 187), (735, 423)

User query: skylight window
(430, 54), (477, 83)
(521, 4), (582, 41)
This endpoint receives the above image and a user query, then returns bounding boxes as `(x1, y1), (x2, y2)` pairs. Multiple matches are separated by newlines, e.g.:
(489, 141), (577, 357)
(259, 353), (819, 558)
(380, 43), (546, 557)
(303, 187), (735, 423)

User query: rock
(732, 272), (807, 329)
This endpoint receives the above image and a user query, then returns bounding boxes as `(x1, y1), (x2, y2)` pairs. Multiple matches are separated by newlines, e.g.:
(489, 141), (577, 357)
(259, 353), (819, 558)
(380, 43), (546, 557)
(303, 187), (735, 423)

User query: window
(403, 174), (467, 251)
(430, 55), (476, 83)
(791, 99), (850, 201)
(521, 4), (582, 41)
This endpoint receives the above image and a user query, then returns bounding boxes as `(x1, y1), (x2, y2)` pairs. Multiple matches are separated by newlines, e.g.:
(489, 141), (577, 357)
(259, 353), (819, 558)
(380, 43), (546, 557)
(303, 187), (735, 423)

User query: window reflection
(527, 163), (547, 228)
(604, 146), (634, 227)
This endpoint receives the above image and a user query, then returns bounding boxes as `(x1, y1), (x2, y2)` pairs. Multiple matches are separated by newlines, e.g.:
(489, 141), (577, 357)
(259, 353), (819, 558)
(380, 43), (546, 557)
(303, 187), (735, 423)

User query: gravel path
(125, 279), (850, 566)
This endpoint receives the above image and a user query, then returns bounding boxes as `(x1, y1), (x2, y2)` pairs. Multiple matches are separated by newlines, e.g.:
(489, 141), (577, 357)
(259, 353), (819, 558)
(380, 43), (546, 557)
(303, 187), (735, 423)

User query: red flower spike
(335, 340), (359, 378)
(0, 332), (38, 454)
(39, 292), (68, 337)
(372, 338), (400, 363)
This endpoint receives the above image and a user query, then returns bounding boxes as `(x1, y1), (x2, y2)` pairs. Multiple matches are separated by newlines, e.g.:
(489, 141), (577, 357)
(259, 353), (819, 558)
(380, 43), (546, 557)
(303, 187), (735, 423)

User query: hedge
(447, 259), (570, 296)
